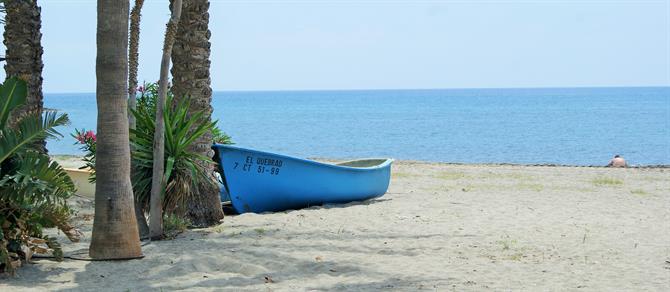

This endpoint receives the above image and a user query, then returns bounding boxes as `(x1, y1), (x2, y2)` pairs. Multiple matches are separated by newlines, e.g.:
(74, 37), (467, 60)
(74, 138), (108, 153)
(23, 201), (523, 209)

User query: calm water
(45, 87), (670, 166)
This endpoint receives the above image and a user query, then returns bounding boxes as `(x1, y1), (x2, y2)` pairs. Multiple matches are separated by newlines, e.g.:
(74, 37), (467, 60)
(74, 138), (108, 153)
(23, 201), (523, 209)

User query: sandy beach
(1, 160), (668, 291)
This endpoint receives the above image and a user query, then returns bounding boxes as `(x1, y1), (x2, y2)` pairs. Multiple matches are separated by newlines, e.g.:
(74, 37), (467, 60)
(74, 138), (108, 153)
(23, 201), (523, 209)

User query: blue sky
(2, 0), (669, 92)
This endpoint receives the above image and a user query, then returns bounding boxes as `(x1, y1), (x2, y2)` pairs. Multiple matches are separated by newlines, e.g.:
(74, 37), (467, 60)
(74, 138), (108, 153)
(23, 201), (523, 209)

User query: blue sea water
(45, 87), (670, 166)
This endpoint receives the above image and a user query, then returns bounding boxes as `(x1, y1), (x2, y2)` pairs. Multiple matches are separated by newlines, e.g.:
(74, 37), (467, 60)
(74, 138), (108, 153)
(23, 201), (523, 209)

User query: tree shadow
(5, 222), (457, 291)
(0, 263), (78, 287)
(3, 194), (465, 290)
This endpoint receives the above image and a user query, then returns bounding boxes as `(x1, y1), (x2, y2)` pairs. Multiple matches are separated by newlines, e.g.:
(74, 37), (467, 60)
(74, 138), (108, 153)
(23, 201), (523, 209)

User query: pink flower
(137, 85), (145, 93)
(85, 130), (96, 142)
(75, 130), (96, 144)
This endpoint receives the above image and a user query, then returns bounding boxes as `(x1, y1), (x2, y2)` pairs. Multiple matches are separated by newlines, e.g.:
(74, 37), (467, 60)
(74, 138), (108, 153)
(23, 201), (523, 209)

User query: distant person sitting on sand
(607, 155), (627, 167)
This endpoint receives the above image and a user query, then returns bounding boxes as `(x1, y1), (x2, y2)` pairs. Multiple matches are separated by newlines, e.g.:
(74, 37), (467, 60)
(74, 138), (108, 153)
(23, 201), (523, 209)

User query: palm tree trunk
(90, 0), (142, 259)
(127, 0), (150, 239)
(127, 0), (143, 130)
(149, 0), (183, 239)
(171, 0), (223, 227)
(2, 0), (45, 152)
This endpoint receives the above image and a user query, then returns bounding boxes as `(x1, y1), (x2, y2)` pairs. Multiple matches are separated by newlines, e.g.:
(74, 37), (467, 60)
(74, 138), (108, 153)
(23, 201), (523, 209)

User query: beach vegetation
(72, 128), (96, 182)
(392, 172), (413, 179)
(640, 176), (668, 182)
(630, 189), (648, 196)
(480, 171), (535, 181)
(163, 213), (190, 238)
(551, 185), (595, 193)
(508, 253), (524, 261)
(211, 225), (224, 233)
(516, 183), (544, 192)
(134, 81), (233, 146)
(436, 171), (468, 180)
(461, 185), (474, 192)
(591, 177), (623, 186)
(497, 239), (516, 251)
(131, 85), (218, 227)
(69, 81), (233, 238)
(2, 0), (46, 151)
(0, 77), (78, 274)
(496, 236), (519, 251)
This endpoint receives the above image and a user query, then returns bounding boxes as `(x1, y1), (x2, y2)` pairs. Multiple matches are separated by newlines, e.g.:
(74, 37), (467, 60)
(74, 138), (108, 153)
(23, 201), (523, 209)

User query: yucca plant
(131, 86), (218, 218)
(0, 77), (78, 274)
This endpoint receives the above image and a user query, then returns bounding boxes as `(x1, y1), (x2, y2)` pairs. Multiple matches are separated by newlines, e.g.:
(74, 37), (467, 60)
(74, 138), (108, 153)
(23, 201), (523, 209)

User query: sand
(1, 161), (669, 291)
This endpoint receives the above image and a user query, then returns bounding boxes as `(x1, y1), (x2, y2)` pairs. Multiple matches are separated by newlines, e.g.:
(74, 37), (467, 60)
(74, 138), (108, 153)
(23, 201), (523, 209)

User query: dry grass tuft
(591, 177), (623, 186)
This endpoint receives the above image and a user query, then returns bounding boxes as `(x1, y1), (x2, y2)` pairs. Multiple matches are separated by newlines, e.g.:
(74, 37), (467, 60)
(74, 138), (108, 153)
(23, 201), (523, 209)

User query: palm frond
(0, 77), (27, 129)
(0, 76), (75, 275)
(0, 151), (75, 206)
(0, 111), (69, 163)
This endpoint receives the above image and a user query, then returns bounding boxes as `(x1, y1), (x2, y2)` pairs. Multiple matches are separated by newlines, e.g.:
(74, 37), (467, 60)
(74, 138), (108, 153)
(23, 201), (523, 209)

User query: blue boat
(212, 144), (393, 213)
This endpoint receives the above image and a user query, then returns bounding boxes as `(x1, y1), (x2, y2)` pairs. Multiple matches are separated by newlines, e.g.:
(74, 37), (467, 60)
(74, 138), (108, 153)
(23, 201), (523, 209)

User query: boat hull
(64, 168), (95, 198)
(212, 144), (392, 213)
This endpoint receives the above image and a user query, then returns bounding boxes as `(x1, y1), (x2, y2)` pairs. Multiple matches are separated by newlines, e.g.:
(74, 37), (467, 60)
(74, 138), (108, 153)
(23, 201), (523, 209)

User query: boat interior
(335, 159), (390, 168)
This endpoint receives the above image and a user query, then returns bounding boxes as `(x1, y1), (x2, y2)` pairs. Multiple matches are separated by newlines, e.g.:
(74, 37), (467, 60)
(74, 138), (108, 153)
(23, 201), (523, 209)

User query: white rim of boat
(63, 167), (93, 174)
(212, 144), (393, 171)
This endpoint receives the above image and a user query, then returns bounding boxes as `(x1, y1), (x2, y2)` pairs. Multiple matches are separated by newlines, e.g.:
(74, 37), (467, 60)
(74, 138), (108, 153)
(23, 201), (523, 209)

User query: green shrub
(131, 81), (230, 218)
(163, 213), (190, 238)
(0, 77), (78, 274)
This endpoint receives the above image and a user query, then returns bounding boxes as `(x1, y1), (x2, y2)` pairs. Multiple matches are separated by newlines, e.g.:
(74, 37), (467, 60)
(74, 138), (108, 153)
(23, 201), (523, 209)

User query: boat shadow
(223, 197), (392, 216)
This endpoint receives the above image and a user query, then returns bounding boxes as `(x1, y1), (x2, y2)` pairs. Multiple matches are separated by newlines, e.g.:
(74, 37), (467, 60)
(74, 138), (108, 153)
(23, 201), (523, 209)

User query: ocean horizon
(44, 85), (670, 95)
(45, 86), (670, 166)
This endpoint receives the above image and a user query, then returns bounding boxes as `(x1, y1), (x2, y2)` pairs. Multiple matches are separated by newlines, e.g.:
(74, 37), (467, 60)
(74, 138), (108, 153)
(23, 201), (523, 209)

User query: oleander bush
(72, 128), (96, 182)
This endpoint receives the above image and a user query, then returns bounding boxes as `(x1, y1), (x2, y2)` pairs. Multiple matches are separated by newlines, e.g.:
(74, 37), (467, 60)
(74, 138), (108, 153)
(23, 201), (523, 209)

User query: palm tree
(2, 0), (45, 150)
(170, 0), (224, 227)
(149, 0), (183, 239)
(127, 0), (150, 239)
(89, 0), (142, 259)
(128, 0), (144, 130)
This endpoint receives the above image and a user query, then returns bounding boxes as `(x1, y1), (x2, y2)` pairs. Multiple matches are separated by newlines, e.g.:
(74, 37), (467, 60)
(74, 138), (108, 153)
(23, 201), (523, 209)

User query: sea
(45, 87), (670, 166)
